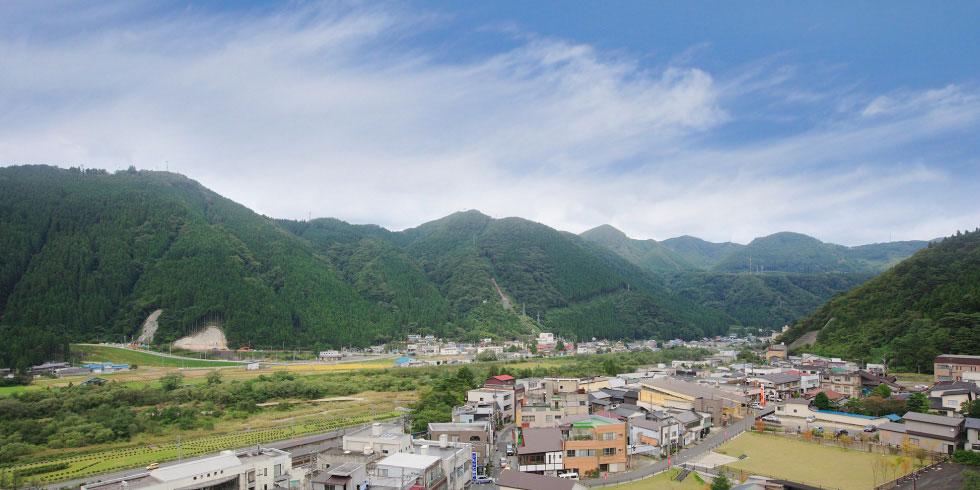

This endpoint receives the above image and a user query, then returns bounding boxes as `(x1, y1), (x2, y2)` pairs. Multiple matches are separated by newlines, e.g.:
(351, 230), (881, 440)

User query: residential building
(516, 428), (564, 475)
(559, 415), (627, 475)
(496, 470), (586, 490)
(519, 404), (565, 428)
(452, 404), (494, 424)
(409, 437), (472, 490)
(934, 354), (980, 382)
(928, 381), (980, 416)
(372, 453), (446, 490)
(81, 448), (296, 490)
(672, 410), (711, 445)
(966, 418), (980, 452)
(467, 387), (515, 423)
(820, 371), (862, 398)
(312, 463), (367, 490)
(427, 422), (493, 470)
(752, 373), (801, 400)
(627, 418), (680, 458)
(342, 423), (411, 456)
(878, 412), (964, 455)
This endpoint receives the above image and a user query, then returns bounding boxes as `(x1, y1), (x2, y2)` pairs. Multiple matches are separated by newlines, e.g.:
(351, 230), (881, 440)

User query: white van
(558, 472), (579, 480)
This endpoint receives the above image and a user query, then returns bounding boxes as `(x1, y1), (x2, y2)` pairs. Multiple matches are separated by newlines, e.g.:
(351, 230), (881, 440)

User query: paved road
(83, 344), (395, 367)
(581, 415), (755, 488)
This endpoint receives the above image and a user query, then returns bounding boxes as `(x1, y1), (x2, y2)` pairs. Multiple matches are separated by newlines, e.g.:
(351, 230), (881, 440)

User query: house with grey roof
(879, 412), (965, 455)
(496, 470), (585, 490)
(966, 418), (980, 452)
(516, 428), (563, 475)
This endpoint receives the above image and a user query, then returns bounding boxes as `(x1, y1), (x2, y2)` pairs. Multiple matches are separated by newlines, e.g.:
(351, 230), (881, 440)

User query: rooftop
(496, 470), (579, 490)
(428, 421), (490, 432)
(377, 453), (440, 470)
(903, 411), (965, 427)
(517, 428), (562, 454)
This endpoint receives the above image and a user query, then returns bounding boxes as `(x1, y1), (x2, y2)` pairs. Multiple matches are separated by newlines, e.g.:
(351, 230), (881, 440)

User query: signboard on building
(471, 452), (478, 479)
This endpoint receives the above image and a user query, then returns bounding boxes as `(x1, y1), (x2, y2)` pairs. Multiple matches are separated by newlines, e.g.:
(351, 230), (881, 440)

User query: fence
(748, 426), (906, 456)
(873, 461), (944, 490)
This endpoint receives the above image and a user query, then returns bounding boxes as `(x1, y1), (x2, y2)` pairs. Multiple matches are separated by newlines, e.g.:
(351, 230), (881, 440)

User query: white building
(537, 333), (555, 345)
(343, 423), (411, 456)
(82, 448), (295, 490)
(371, 453), (446, 490)
(410, 437), (472, 490)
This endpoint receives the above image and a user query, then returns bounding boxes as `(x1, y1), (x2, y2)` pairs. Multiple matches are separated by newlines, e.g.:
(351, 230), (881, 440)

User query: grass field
(717, 432), (920, 490)
(602, 469), (706, 490)
(72, 344), (242, 368)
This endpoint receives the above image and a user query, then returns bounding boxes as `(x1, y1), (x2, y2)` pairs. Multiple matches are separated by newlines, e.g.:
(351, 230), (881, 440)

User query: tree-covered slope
(580, 225), (697, 272)
(712, 232), (927, 274)
(0, 166), (402, 369)
(660, 235), (744, 269)
(779, 230), (980, 372)
(665, 272), (873, 330)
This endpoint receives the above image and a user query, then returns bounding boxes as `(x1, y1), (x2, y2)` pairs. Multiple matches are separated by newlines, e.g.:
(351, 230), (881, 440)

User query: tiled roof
(518, 428), (563, 454)
(903, 411), (964, 426)
(497, 470), (579, 490)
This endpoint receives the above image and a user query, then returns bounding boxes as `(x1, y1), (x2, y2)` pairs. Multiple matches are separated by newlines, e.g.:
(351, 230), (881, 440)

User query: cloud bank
(1, 2), (978, 245)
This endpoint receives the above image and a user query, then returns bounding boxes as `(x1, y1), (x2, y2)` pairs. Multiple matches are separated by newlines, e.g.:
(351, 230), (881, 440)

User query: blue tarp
(395, 357), (411, 364)
(885, 414), (902, 422)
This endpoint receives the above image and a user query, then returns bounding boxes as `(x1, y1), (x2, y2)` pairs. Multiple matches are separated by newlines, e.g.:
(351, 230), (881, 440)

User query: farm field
(717, 431), (920, 490)
(602, 469), (706, 490)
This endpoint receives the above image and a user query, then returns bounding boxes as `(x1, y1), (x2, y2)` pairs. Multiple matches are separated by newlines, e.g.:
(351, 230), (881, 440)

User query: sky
(1, 2), (979, 246)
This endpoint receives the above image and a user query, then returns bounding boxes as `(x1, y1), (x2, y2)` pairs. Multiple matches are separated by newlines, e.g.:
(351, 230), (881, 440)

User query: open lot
(717, 431), (920, 490)
(600, 468), (706, 490)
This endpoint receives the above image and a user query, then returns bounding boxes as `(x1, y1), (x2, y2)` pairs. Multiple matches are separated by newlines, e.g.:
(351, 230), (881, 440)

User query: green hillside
(779, 230), (980, 372)
(0, 165), (402, 369)
(660, 235), (744, 269)
(580, 225), (696, 272)
(712, 232), (927, 274)
(665, 272), (873, 329)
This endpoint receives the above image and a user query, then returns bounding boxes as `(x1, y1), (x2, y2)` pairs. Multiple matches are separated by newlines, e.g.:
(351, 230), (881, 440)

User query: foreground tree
(710, 474), (732, 490)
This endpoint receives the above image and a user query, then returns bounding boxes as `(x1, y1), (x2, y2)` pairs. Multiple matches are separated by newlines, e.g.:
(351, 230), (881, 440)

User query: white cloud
(0, 3), (977, 246)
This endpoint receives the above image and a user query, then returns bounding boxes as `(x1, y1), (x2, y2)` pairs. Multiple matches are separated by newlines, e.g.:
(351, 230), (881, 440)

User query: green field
(601, 469), (706, 490)
(1, 411), (401, 484)
(72, 344), (242, 368)
(717, 431), (919, 490)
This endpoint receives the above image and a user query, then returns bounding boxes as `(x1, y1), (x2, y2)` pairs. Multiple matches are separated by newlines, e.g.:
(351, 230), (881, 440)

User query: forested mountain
(712, 232), (927, 274)
(661, 235), (744, 269)
(580, 225), (696, 272)
(779, 230), (980, 372)
(0, 166), (733, 369)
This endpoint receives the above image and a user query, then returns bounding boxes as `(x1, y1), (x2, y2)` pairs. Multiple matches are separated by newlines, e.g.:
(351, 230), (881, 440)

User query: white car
(472, 476), (494, 484)
(750, 403), (764, 410)
(762, 415), (780, 422)
(558, 472), (579, 480)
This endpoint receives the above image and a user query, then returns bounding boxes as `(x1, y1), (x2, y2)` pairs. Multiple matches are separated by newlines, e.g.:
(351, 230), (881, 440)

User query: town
(11, 331), (978, 490)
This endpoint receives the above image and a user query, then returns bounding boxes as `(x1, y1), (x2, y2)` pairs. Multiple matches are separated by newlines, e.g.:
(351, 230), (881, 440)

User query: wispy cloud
(0, 2), (977, 246)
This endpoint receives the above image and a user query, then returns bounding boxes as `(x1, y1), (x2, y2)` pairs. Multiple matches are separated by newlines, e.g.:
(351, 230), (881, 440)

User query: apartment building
(935, 354), (980, 382)
(638, 378), (747, 427)
(820, 371), (862, 398)
(559, 415), (627, 475)
(408, 438), (472, 490)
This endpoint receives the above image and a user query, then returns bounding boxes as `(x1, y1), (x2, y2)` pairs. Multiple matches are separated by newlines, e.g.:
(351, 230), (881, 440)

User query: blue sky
(1, 1), (978, 245)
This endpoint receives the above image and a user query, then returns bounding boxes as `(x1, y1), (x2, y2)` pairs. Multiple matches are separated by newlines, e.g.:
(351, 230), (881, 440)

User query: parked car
(506, 444), (514, 456)
(473, 476), (494, 484)
(812, 426), (824, 434)
(806, 415), (816, 423)
(762, 415), (780, 422)
(558, 472), (579, 480)
(750, 403), (764, 410)
(864, 425), (877, 432)
(835, 429), (849, 437)
(146, 462), (159, 470)
(501, 455), (508, 466)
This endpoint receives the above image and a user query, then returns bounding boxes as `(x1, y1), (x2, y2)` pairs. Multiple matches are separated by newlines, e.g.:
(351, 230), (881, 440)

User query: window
(522, 416), (535, 423)
(602, 448), (616, 456)
(379, 469), (388, 477)
(546, 415), (553, 422)
(470, 436), (481, 442)
(601, 433), (616, 440)
(579, 401), (586, 406)
(909, 438), (919, 444)
(566, 450), (575, 458)
(274, 464), (282, 476)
